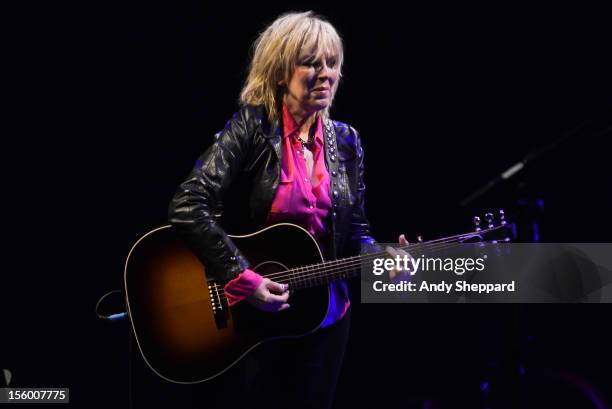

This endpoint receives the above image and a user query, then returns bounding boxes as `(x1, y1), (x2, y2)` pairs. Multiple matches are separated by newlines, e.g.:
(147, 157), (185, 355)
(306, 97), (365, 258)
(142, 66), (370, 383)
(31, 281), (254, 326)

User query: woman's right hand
(246, 278), (291, 312)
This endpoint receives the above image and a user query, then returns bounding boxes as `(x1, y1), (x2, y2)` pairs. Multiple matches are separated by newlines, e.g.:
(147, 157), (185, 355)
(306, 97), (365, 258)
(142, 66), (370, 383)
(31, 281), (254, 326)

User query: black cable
(95, 289), (127, 321)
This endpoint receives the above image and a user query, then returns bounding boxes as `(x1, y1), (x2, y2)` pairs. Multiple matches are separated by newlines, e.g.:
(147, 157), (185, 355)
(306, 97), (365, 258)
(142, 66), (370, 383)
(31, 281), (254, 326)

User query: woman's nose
(317, 60), (334, 79)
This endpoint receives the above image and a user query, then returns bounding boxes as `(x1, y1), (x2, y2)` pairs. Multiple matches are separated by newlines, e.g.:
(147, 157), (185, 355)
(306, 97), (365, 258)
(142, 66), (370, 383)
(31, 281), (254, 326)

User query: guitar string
(214, 233), (497, 294)
(257, 225), (501, 282)
(253, 223), (499, 284)
(211, 238), (490, 302)
(264, 237), (478, 283)
(252, 226), (500, 283)
(218, 236), (463, 292)
(213, 280), (223, 310)
(209, 225), (506, 301)
(210, 239), (473, 303)
(263, 239), (468, 282)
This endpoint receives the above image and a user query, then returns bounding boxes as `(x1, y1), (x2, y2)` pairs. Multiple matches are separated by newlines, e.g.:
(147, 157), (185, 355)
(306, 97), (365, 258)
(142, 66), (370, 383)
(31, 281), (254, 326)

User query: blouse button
(333, 190), (339, 198)
(331, 170), (337, 177)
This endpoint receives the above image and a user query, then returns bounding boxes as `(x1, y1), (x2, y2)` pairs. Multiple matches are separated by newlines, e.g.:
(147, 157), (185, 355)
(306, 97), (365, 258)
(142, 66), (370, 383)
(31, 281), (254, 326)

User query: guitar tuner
(473, 216), (481, 232)
(485, 212), (494, 229)
(499, 209), (507, 226)
(417, 235), (424, 243)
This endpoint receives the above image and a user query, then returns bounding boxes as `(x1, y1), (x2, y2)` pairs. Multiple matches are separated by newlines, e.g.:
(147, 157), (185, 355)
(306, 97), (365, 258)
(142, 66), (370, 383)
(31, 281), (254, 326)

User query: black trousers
(131, 309), (351, 409)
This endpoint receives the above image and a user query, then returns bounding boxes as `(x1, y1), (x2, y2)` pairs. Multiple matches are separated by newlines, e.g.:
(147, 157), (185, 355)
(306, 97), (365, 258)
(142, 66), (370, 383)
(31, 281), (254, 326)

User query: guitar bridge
(208, 281), (229, 329)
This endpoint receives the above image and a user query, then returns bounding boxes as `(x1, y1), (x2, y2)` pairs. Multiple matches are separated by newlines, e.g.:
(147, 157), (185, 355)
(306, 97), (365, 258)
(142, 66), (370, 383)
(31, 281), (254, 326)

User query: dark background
(2, 1), (611, 408)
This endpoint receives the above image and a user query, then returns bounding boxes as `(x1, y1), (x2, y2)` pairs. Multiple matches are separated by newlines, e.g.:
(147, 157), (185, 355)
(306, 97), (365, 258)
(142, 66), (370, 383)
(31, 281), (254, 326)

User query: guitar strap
(323, 118), (341, 260)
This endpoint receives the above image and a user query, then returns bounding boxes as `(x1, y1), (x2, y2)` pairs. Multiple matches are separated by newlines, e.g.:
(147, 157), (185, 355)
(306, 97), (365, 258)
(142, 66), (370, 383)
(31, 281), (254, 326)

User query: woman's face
(282, 51), (340, 114)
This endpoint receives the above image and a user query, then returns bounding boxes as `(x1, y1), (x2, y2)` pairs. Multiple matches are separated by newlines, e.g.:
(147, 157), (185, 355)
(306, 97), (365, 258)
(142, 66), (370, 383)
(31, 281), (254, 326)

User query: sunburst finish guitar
(124, 213), (513, 384)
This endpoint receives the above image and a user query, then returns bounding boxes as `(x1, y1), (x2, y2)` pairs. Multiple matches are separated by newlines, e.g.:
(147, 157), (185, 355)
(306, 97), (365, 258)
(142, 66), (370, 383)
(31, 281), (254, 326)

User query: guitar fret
(287, 268), (294, 290)
(307, 264), (313, 288)
(309, 264), (316, 288)
(272, 222), (510, 292)
(291, 267), (299, 290)
(302, 265), (309, 289)
(300, 265), (308, 290)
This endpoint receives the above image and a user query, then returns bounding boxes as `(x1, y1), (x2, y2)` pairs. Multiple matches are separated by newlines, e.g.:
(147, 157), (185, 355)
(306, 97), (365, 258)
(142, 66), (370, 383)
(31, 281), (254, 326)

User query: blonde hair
(239, 11), (344, 124)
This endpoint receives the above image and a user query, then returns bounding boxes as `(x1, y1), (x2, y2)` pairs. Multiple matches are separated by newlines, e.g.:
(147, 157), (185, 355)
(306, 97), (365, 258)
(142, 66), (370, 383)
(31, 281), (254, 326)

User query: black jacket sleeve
(168, 110), (252, 282)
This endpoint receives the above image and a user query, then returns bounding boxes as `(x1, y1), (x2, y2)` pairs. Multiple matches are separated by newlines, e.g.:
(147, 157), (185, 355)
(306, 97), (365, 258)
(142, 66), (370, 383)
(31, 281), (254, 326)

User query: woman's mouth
(312, 88), (329, 94)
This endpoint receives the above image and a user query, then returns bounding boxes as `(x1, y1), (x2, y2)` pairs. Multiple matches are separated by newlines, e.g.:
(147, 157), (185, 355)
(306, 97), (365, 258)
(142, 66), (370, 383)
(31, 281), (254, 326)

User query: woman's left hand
(385, 234), (414, 282)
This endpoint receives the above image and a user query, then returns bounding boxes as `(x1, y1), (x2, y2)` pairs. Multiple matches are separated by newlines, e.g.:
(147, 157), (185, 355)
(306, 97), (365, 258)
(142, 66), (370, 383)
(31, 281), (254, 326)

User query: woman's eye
(301, 58), (336, 69)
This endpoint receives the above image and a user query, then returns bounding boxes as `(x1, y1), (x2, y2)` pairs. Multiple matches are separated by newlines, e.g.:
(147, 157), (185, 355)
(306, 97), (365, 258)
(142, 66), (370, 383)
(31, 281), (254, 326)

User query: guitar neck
(280, 225), (509, 291)
(282, 254), (363, 290)
(282, 245), (424, 291)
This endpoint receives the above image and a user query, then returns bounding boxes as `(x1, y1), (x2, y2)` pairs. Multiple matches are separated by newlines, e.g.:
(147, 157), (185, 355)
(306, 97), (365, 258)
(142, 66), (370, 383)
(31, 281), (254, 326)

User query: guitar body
(124, 223), (330, 384)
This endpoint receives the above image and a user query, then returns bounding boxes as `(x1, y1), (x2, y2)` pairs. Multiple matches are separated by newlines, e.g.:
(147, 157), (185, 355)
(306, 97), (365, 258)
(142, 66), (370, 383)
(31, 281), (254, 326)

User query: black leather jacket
(168, 105), (380, 282)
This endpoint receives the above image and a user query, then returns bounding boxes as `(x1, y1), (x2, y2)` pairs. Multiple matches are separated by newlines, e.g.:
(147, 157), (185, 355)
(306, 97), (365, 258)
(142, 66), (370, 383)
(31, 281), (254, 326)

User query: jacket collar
(261, 105), (337, 171)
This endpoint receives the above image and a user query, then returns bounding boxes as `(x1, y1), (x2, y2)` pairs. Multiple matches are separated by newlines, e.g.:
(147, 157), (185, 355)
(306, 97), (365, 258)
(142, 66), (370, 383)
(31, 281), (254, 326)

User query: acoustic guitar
(124, 212), (513, 384)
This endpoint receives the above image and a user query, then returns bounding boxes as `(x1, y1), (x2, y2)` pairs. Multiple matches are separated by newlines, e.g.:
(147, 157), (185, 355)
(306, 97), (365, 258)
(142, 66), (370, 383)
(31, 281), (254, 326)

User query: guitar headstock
(465, 209), (517, 243)
(402, 209), (517, 251)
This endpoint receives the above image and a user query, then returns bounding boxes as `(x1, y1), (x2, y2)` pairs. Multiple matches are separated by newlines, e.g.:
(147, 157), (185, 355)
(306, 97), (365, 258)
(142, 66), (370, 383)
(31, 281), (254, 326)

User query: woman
(168, 11), (408, 409)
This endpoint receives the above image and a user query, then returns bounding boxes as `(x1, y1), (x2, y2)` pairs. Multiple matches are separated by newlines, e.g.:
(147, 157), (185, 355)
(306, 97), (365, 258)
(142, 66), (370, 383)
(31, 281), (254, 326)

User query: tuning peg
(473, 216), (481, 232)
(499, 209), (507, 225)
(485, 212), (494, 228)
(417, 235), (424, 243)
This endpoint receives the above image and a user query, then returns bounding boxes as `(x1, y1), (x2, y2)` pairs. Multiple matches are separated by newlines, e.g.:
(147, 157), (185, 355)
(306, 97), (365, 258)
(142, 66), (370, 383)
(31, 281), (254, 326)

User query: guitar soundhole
(230, 258), (327, 337)
(252, 260), (289, 277)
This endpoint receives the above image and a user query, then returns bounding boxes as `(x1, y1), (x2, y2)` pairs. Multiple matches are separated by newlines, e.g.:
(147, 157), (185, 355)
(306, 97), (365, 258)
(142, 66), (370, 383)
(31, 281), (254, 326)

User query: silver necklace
(297, 131), (314, 153)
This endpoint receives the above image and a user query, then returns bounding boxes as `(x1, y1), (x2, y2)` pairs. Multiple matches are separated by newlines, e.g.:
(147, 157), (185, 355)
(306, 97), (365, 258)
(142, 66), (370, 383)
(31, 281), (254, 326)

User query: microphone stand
(459, 118), (612, 208)
(457, 112), (611, 407)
